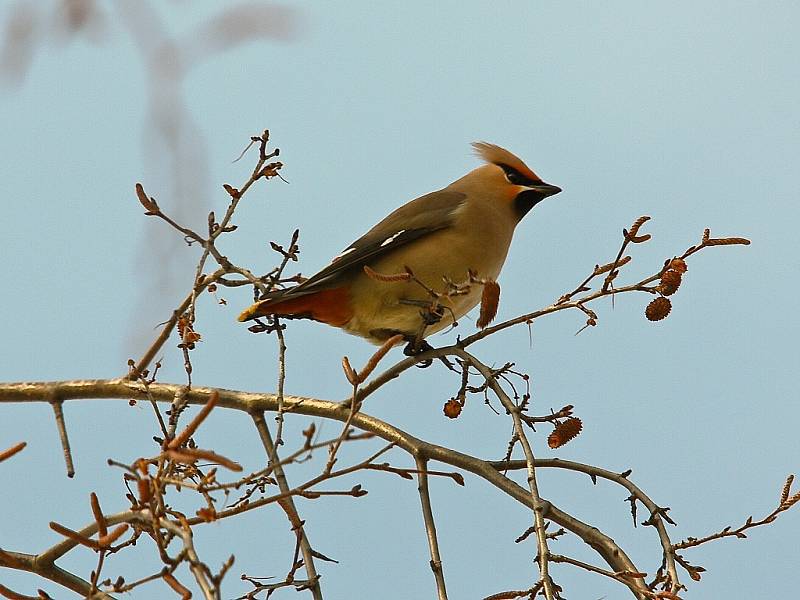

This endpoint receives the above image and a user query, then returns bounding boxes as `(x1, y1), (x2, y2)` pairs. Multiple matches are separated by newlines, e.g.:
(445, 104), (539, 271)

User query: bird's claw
(403, 339), (435, 368)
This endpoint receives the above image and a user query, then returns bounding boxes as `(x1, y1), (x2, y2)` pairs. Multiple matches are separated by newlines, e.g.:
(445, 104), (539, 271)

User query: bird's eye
(501, 165), (530, 186)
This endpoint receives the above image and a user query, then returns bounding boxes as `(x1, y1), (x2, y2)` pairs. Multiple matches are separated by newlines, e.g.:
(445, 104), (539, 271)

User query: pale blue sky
(1, 2), (798, 598)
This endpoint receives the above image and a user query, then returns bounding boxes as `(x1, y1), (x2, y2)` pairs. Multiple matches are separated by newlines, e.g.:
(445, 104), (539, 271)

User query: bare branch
(49, 401), (74, 478)
(415, 456), (449, 600)
(251, 412), (323, 600)
(453, 349), (557, 599)
(0, 441), (26, 463)
(0, 378), (650, 597)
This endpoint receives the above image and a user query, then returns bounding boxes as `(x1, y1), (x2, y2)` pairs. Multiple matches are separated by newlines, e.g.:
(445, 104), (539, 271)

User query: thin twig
(126, 268), (224, 381)
(274, 322), (288, 447)
(549, 554), (654, 596)
(49, 400), (74, 478)
(491, 457), (680, 595)
(415, 456), (448, 600)
(453, 349), (555, 600)
(250, 412), (323, 600)
(0, 441), (26, 463)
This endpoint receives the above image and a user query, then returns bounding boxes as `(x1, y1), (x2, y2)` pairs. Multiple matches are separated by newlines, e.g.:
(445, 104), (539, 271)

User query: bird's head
(463, 142), (561, 220)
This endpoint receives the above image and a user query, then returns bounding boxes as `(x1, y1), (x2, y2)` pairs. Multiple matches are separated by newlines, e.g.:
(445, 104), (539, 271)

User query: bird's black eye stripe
(499, 164), (537, 187)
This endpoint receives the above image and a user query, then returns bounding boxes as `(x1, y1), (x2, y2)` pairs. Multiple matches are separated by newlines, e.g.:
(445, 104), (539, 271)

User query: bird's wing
(276, 189), (467, 298)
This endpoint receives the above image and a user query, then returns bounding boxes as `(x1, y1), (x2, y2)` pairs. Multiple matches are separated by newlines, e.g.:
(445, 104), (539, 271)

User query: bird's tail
(237, 287), (352, 326)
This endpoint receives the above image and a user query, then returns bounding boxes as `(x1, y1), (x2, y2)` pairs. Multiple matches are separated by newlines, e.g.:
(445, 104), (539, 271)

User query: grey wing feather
(272, 190), (466, 299)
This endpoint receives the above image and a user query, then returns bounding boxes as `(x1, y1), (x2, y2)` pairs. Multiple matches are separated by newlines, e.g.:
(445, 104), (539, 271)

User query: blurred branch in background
(0, 0), (298, 354)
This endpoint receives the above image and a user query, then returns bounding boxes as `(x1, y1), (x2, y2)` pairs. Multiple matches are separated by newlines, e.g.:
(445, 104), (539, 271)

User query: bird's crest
(472, 142), (541, 182)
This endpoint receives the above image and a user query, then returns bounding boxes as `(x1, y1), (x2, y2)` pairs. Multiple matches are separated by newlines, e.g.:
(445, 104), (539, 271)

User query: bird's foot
(403, 338), (434, 368)
(401, 338), (457, 371)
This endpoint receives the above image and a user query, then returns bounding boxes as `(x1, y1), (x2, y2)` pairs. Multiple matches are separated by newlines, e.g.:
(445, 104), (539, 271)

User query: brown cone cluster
(645, 296), (672, 321)
(646, 258), (689, 321)
(548, 417), (583, 449)
(443, 398), (463, 419)
(659, 269), (682, 296)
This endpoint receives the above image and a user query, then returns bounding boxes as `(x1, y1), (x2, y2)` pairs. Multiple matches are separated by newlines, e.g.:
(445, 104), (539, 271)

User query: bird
(238, 142), (561, 352)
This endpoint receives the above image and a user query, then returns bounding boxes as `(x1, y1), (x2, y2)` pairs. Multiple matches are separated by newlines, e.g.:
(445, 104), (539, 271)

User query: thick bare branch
(0, 379), (649, 598)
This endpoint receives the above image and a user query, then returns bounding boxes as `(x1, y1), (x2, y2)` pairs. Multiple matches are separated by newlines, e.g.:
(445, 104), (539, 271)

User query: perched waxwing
(239, 143), (561, 349)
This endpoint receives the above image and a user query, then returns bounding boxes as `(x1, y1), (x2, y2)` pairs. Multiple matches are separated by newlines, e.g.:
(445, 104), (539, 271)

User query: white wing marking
(331, 247), (356, 263)
(380, 229), (406, 247)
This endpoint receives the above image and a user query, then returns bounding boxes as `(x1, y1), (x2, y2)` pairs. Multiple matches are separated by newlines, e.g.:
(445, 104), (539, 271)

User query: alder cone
(646, 297), (672, 321)
(548, 417), (583, 449)
(659, 270), (682, 296)
(668, 257), (688, 273)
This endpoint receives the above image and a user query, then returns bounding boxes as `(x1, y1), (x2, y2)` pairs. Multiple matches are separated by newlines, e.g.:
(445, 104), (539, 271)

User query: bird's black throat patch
(514, 189), (548, 219)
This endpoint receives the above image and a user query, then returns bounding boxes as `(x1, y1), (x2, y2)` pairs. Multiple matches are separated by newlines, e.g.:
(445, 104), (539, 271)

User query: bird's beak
(528, 182), (562, 198)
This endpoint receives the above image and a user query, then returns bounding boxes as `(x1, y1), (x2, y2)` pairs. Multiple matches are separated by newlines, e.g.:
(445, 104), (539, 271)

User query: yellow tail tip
(237, 306), (256, 322)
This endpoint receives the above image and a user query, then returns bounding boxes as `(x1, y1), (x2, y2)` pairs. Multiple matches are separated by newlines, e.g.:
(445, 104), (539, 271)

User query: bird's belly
(343, 243), (506, 344)
(342, 285), (486, 343)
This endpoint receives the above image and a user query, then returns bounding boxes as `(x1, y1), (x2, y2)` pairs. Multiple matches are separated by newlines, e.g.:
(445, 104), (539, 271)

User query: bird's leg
(398, 298), (443, 350)
(404, 310), (433, 366)
(397, 298), (438, 312)
(405, 311), (436, 368)
(420, 304), (445, 326)
(396, 299), (444, 329)
(397, 298), (457, 370)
